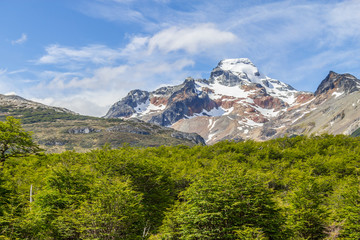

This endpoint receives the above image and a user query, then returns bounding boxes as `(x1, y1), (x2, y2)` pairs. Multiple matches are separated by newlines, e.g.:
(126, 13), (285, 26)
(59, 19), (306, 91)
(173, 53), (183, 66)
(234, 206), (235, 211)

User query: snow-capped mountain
(209, 58), (298, 104)
(105, 59), (360, 143)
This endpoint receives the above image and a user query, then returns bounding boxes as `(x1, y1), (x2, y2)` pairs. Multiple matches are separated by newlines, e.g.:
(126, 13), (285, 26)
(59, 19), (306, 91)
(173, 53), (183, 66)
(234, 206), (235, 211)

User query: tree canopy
(0, 116), (41, 164)
(1, 133), (360, 239)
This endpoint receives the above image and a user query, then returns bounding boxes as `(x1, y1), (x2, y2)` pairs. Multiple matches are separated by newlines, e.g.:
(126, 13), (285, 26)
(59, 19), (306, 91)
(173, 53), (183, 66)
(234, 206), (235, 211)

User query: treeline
(1, 134), (360, 239)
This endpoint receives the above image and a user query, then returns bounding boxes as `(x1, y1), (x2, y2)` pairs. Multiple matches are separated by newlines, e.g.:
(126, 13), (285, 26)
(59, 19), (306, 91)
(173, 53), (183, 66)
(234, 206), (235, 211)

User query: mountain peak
(208, 58), (297, 102)
(217, 58), (260, 78)
(219, 58), (255, 68)
(315, 71), (360, 96)
(209, 58), (264, 87)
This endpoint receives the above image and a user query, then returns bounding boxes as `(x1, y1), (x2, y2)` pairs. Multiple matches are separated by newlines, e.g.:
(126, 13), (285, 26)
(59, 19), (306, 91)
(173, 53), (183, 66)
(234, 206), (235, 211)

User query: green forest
(1, 118), (360, 239)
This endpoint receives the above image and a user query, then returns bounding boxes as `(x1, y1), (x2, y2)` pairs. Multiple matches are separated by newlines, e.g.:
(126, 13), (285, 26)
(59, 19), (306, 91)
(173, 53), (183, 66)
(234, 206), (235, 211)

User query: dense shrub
(1, 134), (360, 239)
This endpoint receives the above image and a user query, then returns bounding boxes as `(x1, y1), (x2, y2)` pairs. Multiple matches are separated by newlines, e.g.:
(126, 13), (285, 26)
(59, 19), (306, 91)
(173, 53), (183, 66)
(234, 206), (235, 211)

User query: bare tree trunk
(30, 184), (33, 210)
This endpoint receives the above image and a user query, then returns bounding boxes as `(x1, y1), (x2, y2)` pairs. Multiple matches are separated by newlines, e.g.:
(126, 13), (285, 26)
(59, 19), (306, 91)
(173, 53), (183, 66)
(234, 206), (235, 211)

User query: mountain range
(105, 58), (360, 144)
(1, 58), (360, 152)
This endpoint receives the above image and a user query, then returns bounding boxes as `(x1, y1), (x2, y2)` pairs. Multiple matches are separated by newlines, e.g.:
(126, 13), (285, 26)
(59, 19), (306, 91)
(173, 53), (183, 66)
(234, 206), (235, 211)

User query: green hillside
(24, 117), (202, 152)
(0, 101), (204, 151)
(1, 132), (360, 239)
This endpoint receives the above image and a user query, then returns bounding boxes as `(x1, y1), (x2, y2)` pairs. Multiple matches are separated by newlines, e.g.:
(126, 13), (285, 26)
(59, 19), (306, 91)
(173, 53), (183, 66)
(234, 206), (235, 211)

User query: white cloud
(36, 24), (236, 65)
(32, 89), (130, 117)
(44, 96), (111, 117)
(40, 58), (194, 90)
(30, 97), (55, 106)
(11, 33), (27, 45)
(31, 54), (194, 116)
(147, 24), (236, 54)
(121, 36), (149, 57)
(66, 65), (129, 89)
(37, 44), (122, 65)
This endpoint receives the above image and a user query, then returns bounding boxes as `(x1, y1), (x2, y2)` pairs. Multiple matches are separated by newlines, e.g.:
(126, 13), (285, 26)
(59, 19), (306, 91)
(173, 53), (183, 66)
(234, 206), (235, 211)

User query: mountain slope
(0, 94), (205, 152)
(276, 71), (360, 137)
(105, 58), (360, 143)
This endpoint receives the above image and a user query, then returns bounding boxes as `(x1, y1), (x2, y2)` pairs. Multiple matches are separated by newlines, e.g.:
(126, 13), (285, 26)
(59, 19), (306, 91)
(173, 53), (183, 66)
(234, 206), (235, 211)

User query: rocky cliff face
(104, 90), (150, 118)
(148, 78), (217, 126)
(105, 59), (360, 144)
(315, 71), (360, 96)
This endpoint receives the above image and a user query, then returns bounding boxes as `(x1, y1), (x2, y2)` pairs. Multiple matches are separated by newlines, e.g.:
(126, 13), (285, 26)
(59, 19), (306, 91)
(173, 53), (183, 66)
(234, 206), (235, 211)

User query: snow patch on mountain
(131, 100), (166, 117)
(223, 107), (234, 115)
(267, 86), (298, 104)
(187, 106), (233, 118)
(208, 118), (214, 129)
(246, 118), (263, 127)
(332, 91), (344, 98)
(211, 82), (252, 99)
(238, 119), (263, 127)
(253, 105), (279, 117)
(206, 118), (220, 143)
(206, 107), (226, 116)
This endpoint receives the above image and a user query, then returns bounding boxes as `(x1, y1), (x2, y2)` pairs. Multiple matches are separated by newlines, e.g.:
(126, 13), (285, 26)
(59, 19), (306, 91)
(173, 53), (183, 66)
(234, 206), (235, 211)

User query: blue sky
(1, 0), (360, 116)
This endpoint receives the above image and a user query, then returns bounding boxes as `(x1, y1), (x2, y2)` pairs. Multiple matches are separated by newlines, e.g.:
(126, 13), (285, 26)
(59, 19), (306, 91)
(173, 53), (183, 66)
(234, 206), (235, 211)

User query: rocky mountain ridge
(105, 58), (360, 144)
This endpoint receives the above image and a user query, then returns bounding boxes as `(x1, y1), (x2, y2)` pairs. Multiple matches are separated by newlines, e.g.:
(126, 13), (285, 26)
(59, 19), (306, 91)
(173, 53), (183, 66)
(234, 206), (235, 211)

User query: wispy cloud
(7, 69), (28, 75)
(11, 33), (27, 45)
(36, 44), (123, 66)
(79, 0), (149, 26)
